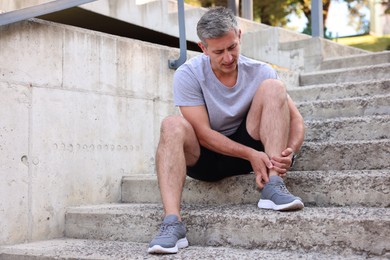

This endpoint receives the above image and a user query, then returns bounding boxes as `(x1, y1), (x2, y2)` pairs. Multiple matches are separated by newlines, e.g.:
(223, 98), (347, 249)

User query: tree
(184, 0), (370, 36)
(385, 1), (390, 14)
(185, 0), (302, 26)
(344, 0), (370, 34)
(296, 0), (370, 37)
(253, 0), (301, 26)
(297, 0), (331, 37)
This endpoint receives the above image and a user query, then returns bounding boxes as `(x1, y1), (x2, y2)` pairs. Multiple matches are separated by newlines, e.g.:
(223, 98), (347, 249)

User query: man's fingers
(272, 165), (287, 174)
(256, 174), (264, 189)
(262, 170), (269, 183)
(281, 147), (294, 157)
(271, 158), (291, 169)
(255, 164), (269, 188)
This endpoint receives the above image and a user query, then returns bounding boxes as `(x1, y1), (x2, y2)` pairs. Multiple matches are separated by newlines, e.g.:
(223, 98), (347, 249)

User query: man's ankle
(164, 213), (181, 222)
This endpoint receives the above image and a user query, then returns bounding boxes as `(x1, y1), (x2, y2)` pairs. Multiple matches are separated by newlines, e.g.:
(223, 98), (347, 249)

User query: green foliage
(253, 0), (301, 26)
(185, 0), (302, 26)
(343, 0), (370, 33)
(185, 0), (371, 35)
(336, 34), (390, 52)
(383, 0), (390, 14)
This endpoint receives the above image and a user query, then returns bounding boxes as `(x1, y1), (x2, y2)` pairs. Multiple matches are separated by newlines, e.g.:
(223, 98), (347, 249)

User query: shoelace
(157, 223), (176, 236)
(272, 182), (291, 195)
(279, 184), (291, 194)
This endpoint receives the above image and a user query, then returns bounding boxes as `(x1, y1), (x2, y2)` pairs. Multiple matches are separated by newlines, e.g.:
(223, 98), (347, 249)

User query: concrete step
(122, 170), (390, 207)
(320, 51), (390, 71)
(289, 79), (390, 103)
(297, 93), (390, 120)
(305, 115), (390, 142)
(299, 63), (390, 86)
(297, 139), (390, 171)
(0, 238), (366, 260)
(121, 170), (390, 208)
(287, 170), (390, 207)
(64, 204), (390, 257)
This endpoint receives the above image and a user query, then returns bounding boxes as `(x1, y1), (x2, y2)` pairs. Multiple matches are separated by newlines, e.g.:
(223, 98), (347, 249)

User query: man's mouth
(223, 61), (235, 68)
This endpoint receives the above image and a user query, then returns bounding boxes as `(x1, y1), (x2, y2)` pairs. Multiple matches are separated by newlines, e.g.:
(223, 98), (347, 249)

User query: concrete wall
(0, 0), (367, 75)
(0, 18), (180, 245)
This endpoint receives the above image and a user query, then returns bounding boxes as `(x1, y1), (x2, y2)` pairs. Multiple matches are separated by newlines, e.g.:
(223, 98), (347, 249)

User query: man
(148, 7), (305, 254)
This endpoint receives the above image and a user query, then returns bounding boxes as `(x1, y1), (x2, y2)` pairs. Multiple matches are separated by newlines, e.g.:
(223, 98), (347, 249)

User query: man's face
(198, 29), (241, 77)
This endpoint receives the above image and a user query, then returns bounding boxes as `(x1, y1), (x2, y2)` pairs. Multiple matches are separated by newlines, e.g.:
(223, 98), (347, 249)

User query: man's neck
(214, 69), (238, 88)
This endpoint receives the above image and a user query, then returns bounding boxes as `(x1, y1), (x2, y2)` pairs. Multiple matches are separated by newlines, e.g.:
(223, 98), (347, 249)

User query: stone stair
(1, 51), (390, 260)
(0, 239), (364, 260)
(1, 3), (390, 259)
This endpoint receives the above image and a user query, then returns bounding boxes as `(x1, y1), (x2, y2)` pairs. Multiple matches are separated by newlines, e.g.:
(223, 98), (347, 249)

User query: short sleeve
(173, 65), (205, 107)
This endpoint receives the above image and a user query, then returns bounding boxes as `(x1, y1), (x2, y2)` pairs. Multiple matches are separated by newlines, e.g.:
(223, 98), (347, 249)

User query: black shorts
(187, 117), (265, 182)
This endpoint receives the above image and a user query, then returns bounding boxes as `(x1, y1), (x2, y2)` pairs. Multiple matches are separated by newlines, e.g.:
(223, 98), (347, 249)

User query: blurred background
(185, 0), (390, 52)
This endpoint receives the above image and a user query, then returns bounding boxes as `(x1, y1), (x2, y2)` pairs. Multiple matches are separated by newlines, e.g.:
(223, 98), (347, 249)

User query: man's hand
(249, 150), (272, 189)
(270, 148), (295, 177)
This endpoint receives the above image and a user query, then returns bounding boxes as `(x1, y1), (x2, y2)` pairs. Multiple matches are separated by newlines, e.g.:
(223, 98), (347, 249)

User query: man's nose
(223, 51), (233, 62)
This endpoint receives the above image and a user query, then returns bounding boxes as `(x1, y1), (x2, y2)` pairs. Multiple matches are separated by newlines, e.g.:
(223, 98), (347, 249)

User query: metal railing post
(168, 0), (187, 69)
(0, 0), (97, 26)
(228, 0), (239, 16)
(311, 0), (324, 37)
(242, 0), (253, 20)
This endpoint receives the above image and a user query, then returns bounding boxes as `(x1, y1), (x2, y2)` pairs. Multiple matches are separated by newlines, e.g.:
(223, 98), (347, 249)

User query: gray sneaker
(258, 175), (304, 211)
(148, 215), (188, 254)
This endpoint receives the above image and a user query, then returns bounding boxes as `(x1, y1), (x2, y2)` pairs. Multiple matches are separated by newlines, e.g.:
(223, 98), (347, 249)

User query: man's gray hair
(197, 7), (239, 45)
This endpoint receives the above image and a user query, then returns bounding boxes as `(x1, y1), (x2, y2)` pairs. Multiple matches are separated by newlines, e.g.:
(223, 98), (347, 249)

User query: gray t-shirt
(173, 54), (279, 136)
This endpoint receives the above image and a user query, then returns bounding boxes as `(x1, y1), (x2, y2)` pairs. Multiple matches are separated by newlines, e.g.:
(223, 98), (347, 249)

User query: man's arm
(180, 105), (252, 158)
(180, 105), (272, 187)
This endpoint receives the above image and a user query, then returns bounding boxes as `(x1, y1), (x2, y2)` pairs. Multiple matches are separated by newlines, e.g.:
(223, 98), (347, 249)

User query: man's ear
(198, 42), (208, 55)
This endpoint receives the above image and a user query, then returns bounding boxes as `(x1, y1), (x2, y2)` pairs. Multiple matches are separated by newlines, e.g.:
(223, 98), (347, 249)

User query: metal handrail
(0, 0), (97, 26)
(168, 0), (187, 69)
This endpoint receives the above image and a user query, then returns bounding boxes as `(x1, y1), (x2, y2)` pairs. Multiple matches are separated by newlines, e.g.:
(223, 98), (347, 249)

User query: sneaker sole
(148, 237), (189, 254)
(258, 199), (304, 211)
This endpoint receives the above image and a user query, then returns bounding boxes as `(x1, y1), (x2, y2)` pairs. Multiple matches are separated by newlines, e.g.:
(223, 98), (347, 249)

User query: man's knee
(259, 79), (288, 101)
(160, 115), (191, 139)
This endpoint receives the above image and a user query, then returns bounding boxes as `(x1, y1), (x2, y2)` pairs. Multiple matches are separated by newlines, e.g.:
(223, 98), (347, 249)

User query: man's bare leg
(246, 79), (290, 177)
(246, 79), (303, 211)
(148, 115), (200, 254)
(155, 115), (200, 220)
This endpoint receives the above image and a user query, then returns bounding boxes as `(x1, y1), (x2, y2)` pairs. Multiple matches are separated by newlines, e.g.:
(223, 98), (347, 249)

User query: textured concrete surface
(0, 18), (177, 245)
(121, 170), (390, 207)
(64, 204), (390, 257)
(296, 139), (390, 171)
(0, 238), (369, 260)
(289, 79), (390, 103)
(297, 94), (390, 120)
(304, 115), (390, 142)
(278, 37), (367, 72)
(320, 51), (390, 70)
(1, 0), (389, 256)
(80, 0), (367, 73)
(0, 81), (30, 243)
(287, 170), (390, 207)
(300, 63), (390, 86)
(0, 0), (367, 76)
(122, 174), (259, 205)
